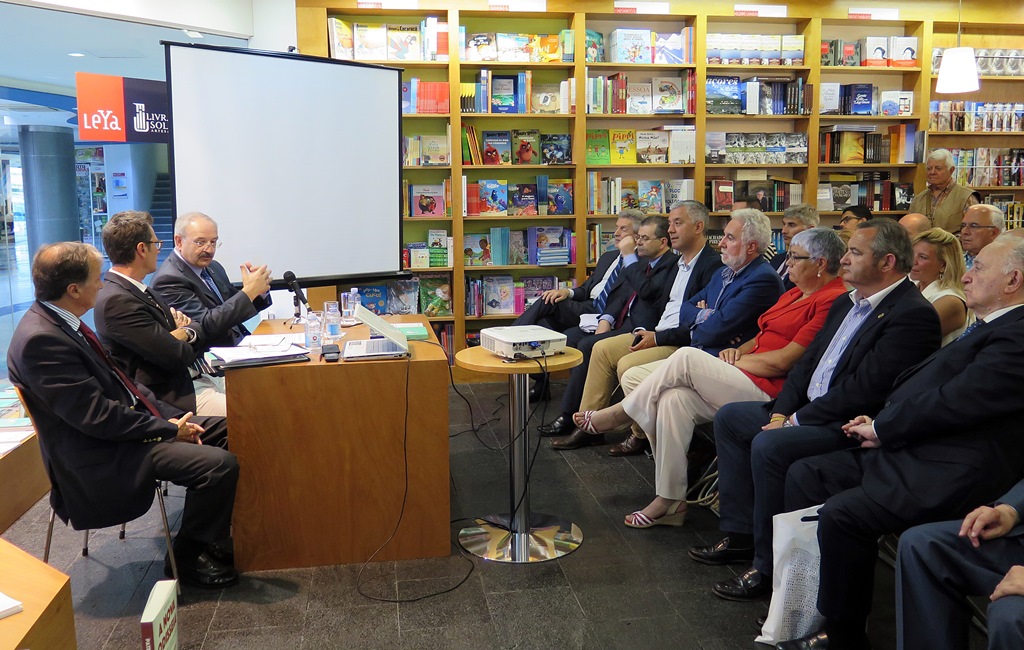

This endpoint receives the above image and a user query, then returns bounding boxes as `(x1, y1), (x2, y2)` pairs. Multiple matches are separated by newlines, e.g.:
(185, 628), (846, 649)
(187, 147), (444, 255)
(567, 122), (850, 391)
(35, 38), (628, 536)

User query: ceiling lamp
(935, 0), (979, 94)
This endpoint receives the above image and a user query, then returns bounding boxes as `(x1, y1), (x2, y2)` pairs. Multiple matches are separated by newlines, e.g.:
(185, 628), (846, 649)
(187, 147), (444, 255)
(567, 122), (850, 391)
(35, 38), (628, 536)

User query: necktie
(956, 319), (984, 341)
(615, 262), (652, 329)
(593, 258), (622, 313)
(78, 322), (162, 417)
(200, 268), (224, 304)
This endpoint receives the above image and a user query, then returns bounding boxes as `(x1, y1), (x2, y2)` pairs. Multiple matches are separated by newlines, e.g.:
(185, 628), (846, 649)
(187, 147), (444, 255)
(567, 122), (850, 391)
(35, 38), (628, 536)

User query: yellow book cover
(609, 129), (636, 165)
(838, 132), (865, 164)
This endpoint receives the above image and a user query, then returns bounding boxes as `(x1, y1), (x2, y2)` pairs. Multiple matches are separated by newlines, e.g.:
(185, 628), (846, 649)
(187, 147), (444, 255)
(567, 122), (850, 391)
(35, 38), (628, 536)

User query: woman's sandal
(624, 500), (687, 529)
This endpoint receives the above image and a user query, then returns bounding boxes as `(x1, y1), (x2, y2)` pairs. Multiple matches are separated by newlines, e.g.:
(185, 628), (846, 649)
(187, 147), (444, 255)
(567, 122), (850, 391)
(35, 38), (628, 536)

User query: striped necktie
(200, 268), (224, 304)
(593, 258), (622, 313)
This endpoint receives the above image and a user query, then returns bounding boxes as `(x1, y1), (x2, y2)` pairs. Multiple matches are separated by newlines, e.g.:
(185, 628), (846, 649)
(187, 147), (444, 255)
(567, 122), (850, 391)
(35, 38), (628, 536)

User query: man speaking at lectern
(152, 212), (273, 350)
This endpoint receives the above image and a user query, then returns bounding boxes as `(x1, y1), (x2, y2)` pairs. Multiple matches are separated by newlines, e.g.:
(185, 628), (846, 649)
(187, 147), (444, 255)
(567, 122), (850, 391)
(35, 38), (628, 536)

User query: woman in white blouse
(911, 227), (971, 346)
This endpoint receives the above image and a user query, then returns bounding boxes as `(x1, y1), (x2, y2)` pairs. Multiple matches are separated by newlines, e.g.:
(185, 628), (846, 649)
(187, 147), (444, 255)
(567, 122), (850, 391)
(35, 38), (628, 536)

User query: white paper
(734, 4), (787, 17)
(0, 591), (23, 620)
(613, 1), (670, 14)
(209, 344), (308, 363)
(239, 333), (306, 353)
(578, 314), (600, 333)
(0, 429), (34, 444)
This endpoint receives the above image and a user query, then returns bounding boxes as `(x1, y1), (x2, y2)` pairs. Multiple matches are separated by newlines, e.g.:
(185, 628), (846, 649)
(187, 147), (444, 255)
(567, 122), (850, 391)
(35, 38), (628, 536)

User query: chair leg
(119, 523), (127, 540)
(44, 508), (56, 563)
(82, 529), (90, 557)
(155, 486), (180, 595)
(162, 481), (169, 497)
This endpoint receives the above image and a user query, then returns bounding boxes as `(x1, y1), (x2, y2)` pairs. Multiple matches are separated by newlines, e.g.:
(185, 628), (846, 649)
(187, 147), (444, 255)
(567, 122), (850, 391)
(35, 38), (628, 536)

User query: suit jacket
(769, 251), (796, 291)
(7, 303), (180, 530)
(670, 255), (782, 353)
(652, 243), (725, 347)
(150, 253), (271, 349)
(772, 277), (941, 427)
(860, 308), (1024, 516)
(95, 274), (206, 413)
(602, 250), (679, 331)
(998, 480), (1024, 538)
(570, 249), (622, 303)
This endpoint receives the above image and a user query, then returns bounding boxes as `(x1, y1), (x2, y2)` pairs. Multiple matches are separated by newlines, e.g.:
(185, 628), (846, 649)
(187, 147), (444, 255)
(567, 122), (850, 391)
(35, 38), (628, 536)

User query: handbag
(755, 504), (825, 645)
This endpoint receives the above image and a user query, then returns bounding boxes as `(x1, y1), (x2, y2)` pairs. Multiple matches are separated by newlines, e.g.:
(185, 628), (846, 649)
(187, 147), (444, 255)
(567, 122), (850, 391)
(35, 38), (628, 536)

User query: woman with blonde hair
(911, 227), (971, 345)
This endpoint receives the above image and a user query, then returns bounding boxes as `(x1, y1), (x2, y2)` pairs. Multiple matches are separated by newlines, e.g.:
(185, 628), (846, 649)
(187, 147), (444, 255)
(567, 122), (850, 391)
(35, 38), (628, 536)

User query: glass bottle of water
(304, 310), (323, 354)
(323, 301), (341, 343)
(341, 288), (360, 326)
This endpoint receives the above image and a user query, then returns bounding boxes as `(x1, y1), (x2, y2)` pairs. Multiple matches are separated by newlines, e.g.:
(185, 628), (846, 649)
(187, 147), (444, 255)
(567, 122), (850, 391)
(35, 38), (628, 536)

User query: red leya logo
(76, 72), (127, 142)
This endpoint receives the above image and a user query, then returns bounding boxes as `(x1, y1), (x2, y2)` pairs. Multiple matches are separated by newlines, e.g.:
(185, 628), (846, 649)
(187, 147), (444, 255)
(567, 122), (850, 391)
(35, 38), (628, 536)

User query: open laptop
(341, 305), (411, 361)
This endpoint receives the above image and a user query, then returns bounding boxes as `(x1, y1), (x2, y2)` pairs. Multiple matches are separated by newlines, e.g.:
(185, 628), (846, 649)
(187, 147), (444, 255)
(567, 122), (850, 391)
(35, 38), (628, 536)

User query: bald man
(899, 213), (931, 238)
(960, 204), (1006, 269)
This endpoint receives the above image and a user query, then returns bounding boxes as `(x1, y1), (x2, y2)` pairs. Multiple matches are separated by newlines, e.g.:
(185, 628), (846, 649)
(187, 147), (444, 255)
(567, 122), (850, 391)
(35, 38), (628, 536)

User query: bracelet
(769, 415), (787, 423)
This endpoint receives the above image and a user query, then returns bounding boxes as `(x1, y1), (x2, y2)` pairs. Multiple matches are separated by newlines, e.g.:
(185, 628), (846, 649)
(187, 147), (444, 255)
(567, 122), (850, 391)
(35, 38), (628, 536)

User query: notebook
(342, 305), (410, 361)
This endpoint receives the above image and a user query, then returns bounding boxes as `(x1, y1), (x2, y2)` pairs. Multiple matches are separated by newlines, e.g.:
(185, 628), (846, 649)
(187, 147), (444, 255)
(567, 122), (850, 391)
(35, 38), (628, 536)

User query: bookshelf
(295, 0), (1024, 369)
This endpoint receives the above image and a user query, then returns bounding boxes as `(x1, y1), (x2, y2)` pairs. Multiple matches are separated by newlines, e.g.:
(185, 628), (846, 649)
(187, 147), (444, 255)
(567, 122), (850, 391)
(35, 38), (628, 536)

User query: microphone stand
(288, 294), (306, 328)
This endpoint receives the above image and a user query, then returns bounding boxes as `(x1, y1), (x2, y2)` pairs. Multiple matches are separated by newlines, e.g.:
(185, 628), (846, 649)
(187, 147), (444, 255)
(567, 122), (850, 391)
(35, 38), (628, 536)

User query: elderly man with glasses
(959, 204), (1006, 269)
(152, 211), (273, 350)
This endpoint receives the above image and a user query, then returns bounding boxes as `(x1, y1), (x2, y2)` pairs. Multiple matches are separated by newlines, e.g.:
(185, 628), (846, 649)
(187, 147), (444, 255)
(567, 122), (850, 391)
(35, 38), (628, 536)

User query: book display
(295, 2), (1023, 370)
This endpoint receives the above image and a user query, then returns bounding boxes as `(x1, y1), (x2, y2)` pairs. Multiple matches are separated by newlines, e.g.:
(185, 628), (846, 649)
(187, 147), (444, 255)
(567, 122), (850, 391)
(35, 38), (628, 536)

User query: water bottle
(324, 301), (342, 342)
(341, 287), (360, 326)
(304, 310), (323, 354)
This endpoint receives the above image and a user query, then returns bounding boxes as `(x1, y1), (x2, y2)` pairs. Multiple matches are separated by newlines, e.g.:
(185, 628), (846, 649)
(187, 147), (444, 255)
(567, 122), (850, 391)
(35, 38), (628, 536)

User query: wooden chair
(13, 387), (180, 592)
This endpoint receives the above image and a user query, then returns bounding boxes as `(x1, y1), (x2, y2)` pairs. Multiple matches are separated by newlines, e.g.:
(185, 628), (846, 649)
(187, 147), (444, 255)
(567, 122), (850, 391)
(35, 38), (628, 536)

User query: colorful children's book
(585, 29), (605, 62)
(508, 183), (539, 216)
(411, 184), (446, 216)
(387, 25), (422, 61)
(419, 135), (449, 166)
(508, 230), (528, 264)
(327, 18), (354, 60)
(540, 134), (572, 164)
(638, 180), (665, 213)
(547, 180), (574, 215)
(465, 33), (497, 61)
(586, 130), (611, 164)
(353, 23), (388, 60)
(652, 77), (685, 114)
(464, 233), (492, 266)
(483, 275), (516, 315)
(419, 273), (453, 316)
(636, 130), (669, 163)
(511, 129), (540, 164)
(626, 82), (653, 114)
(490, 75), (518, 113)
(481, 131), (512, 165)
(386, 278), (420, 314)
(479, 179), (509, 216)
(620, 180), (640, 210)
(531, 83), (562, 114)
(357, 284), (388, 314)
(609, 129), (636, 164)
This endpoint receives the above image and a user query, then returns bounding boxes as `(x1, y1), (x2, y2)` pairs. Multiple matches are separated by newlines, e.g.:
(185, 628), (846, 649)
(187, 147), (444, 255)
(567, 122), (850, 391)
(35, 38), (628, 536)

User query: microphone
(283, 271), (308, 306)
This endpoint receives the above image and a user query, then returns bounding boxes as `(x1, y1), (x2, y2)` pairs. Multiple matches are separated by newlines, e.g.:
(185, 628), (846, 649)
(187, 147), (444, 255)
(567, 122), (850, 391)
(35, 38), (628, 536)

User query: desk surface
(455, 346), (582, 376)
(257, 316), (448, 364)
(0, 539), (75, 650)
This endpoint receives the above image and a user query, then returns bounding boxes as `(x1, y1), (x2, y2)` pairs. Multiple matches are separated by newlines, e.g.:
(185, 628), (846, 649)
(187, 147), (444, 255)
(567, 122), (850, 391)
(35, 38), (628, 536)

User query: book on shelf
(419, 134), (449, 166)
(354, 23), (388, 60)
(652, 77), (685, 114)
(859, 36), (888, 66)
(638, 180), (665, 214)
(620, 179), (639, 211)
(387, 25), (422, 61)
(889, 36), (918, 67)
(712, 180), (734, 212)
(508, 183), (539, 216)
(586, 130), (611, 165)
(464, 233), (492, 266)
(706, 76), (741, 115)
(626, 82), (653, 115)
(665, 179), (696, 205)
(636, 130), (669, 164)
(608, 28), (653, 64)
(495, 33), (531, 62)
(509, 230), (527, 264)
(479, 179), (508, 216)
(820, 39), (836, 66)
(546, 179), (574, 215)
(521, 275), (559, 306)
(483, 275), (516, 315)
(658, 125), (696, 164)
(653, 28), (695, 65)
(328, 18), (354, 60)
(705, 131), (726, 164)
(585, 29), (605, 63)
(488, 227), (511, 265)
(511, 129), (540, 165)
(531, 34), (562, 62)
(781, 35), (805, 65)
(465, 33), (497, 61)
(609, 129), (636, 165)
(410, 184), (446, 217)
(387, 278), (420, 315)
(540, 134), (572, 165)
(419, 273), (453, 317)
(481, 131), (512, 165)
(490, 75), (517, 113)
(531, 83), (562, 115)
(357, 284), (388, 314)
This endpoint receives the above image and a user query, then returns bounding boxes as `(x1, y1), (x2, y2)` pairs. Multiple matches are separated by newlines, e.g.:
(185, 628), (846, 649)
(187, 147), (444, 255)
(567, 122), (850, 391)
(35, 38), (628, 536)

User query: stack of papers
(209, 334), (310, 369)
(0, 418), (34, 457)
(0, 590), (23, 620)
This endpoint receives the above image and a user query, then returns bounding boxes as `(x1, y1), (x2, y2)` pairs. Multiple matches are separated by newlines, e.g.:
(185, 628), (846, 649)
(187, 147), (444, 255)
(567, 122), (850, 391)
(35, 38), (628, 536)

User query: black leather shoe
(166, 551), (239, 589)
(608, 434), (650, 456)
(551, 428), (606, 450)
(688, 536), (756, 565)
(528, 381), (550, 403)
(538, 414), (573, 437)
(712, 567), (771, 601)
(756, 615), (767, 628)
(206, 539), (234, 567)
(776, 631), (831, 649)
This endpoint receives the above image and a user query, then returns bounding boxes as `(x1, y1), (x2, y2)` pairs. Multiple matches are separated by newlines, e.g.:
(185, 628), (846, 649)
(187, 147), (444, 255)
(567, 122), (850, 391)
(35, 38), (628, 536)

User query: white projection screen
(165, 43), (403, 286)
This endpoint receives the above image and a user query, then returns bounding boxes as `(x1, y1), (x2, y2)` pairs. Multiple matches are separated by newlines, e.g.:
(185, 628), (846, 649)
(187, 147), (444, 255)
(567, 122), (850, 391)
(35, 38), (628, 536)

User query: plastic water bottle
(304, 310), (323, 354)
(341, 288), (360, 326)
(324, 301), (342, 342)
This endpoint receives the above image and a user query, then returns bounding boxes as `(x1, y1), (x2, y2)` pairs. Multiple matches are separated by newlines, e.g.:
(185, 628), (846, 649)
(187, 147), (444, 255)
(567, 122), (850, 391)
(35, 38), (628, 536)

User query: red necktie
(79, 322), (163, 418)
(615, 263), (652, 329)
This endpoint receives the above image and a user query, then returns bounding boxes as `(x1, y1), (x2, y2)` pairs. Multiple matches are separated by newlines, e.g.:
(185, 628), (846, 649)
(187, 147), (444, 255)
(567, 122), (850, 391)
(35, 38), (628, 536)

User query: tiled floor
(3, 381), (980, 649)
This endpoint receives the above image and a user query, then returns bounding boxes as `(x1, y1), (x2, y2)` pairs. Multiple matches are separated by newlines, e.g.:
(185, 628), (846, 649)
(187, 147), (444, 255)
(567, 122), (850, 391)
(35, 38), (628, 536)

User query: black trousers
(513, 296), (595, 333)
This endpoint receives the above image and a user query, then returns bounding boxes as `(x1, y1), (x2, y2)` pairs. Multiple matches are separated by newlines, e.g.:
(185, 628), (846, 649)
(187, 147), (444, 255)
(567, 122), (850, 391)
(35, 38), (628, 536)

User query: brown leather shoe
(551, 428), (606, 450)
(608, 434), (650, 456)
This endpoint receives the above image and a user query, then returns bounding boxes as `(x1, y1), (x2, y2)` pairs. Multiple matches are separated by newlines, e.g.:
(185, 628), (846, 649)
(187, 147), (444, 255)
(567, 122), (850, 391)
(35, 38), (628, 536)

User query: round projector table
(454, 346), (584, 563)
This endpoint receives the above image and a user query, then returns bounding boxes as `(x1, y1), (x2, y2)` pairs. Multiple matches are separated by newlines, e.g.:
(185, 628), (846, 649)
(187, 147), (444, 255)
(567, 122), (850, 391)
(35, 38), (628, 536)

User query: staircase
(150, 173), (173, 266)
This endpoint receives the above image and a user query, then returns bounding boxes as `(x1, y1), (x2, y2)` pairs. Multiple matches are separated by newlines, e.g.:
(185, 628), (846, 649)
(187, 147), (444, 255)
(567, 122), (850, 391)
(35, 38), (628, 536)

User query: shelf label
(847, 7), (899, 20)
(357, 0), (418, 8)
(733, 4), (787, 17)
(488, 0), (546, 11)
(613, 1), (670, 14)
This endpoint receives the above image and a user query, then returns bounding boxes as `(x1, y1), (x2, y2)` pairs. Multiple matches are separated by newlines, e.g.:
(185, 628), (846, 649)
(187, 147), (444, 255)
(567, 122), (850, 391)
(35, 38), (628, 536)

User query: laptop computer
(341, 305), (411, 361)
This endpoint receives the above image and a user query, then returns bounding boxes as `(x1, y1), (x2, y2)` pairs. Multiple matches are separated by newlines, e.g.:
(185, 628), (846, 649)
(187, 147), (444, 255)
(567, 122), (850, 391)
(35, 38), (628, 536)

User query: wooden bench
(0, 538), (76, 650)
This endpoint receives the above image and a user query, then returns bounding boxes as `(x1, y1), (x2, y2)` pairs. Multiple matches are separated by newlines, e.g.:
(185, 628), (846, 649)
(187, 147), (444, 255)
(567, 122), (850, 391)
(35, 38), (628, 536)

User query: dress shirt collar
(981, 303), (1024, 324)
(678, 244), (705, 271)
(108, 268), (150, 294)
(42, 301), (81, 331)
(174, 248), (210, 280)
(849, 276), (908, 311)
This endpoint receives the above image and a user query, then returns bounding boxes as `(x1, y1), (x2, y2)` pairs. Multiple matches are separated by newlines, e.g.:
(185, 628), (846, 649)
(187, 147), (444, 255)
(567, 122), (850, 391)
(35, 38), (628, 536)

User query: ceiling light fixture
(67, 52), (86, 57)
(183, 29), (203, 38)
(935, 0), (980, 94)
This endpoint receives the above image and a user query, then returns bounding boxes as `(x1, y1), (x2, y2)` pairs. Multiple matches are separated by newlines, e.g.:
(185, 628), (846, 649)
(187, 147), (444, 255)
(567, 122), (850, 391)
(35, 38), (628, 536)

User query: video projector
(480, 325), (567, 359)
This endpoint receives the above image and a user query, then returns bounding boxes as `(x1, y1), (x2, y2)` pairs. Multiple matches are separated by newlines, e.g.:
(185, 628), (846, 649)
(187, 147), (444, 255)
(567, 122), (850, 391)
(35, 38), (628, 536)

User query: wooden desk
(226, 316), (450, 571)
(0, 434), (49, 534)
(454, 347), (584, 563)
(0, 539), (75, 650)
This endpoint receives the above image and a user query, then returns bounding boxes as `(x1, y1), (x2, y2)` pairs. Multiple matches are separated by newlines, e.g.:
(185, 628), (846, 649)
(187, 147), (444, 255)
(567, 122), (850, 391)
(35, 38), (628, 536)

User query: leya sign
(76, 72), (169, 143)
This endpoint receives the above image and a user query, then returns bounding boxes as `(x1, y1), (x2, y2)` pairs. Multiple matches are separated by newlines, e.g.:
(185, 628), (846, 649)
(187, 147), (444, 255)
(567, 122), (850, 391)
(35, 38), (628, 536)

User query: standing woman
(911, 227), (971, 346)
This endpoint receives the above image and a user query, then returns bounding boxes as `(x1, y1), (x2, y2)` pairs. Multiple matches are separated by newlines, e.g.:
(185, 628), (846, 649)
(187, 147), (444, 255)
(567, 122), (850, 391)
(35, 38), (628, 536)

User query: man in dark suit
(8, 242), (239, 589)
(896, 479), (1024, 650)
(514, 210), (642, 401)
(94, 211), (224, 415)
(538, 215), (679, 437)
(769, 204), (820, 291)
(690, 219), (941, 602)
(554, 204), (777, 452)
(151, 211), (272, 350)
(778, 233), (1024, 650)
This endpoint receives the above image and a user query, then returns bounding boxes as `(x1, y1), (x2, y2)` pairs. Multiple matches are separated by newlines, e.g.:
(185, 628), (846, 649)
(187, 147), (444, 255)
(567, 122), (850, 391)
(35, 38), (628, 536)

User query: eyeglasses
(147, 240), (163, 250)
(785, 252), (814, 261)
(958, 223), (999, 233)
(635, 235), (660, 243)
(839, 216), (861, 226)
(188, 238), (222, 250)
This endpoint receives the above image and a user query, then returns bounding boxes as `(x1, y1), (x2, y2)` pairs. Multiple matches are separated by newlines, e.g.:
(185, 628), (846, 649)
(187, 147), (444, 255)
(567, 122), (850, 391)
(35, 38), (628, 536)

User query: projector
(480, 325), (567, 359)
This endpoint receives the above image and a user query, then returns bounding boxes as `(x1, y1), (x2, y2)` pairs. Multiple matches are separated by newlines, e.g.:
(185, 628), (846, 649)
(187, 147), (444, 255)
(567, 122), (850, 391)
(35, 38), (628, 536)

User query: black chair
(14, 387), (180, 593)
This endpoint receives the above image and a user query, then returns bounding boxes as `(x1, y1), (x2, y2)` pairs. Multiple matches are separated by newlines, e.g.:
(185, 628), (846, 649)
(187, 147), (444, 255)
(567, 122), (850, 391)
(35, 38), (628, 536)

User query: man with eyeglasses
(959, 204), (1005, 269)
(95, 211), (226, 417)
(152, 212), (273, 350)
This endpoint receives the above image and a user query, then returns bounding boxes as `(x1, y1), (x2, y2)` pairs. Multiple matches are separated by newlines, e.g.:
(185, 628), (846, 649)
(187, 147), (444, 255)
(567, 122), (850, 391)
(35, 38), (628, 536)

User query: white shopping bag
(755, 504), (825, 646)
